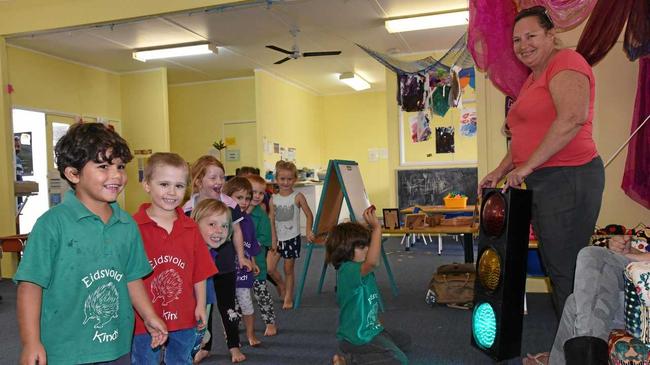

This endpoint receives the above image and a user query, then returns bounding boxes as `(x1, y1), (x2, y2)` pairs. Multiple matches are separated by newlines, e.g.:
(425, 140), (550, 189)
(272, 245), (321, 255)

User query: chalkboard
(397, 168), (478, 210)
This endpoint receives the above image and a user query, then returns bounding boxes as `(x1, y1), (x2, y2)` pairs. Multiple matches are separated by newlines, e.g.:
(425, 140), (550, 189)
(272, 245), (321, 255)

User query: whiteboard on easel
(337, 163), (371, 222)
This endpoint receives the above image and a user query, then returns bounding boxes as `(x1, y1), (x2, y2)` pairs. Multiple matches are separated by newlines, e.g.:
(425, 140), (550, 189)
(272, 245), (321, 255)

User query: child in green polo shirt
(326, 206), (411, 365)
(14, 122), (167, 365)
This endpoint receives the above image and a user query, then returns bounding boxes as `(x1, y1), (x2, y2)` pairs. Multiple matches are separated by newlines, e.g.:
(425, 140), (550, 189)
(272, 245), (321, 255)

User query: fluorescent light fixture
(385, 9), (469, 33)
(339, 72), (371, 91)
(133, 42), (217, 62)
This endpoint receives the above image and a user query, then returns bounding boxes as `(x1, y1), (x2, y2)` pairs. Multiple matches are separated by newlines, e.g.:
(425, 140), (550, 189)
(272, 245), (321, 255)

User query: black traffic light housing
(471, 188), (533, 361)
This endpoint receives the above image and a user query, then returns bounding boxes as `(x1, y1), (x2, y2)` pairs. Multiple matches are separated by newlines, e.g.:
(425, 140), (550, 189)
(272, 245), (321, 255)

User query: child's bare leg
(264, 323), (277, 336)
(267, 252), (285, 297)
(283, 258), (295, 309)
(243, 314), (261, 347)
(229, 347), (246, 363)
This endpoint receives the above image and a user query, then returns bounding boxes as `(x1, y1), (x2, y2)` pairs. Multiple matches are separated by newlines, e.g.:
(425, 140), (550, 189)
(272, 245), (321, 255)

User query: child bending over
(15, 123), (167, 365)
(326, 206), (410, 365)
(184, 155), (250, 363)
(132, 153), (218, 363)
(191, 199), (233, 363)
(268, 161), (314, 309)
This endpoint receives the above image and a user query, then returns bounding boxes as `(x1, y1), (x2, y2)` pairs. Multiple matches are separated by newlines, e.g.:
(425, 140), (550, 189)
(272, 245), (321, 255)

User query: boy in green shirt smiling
(14, 123), (167, 365)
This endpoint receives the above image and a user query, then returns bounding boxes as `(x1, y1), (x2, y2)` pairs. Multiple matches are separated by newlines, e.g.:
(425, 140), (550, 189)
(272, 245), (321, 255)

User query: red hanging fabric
(575, 0), (634, 66)
(468, 0), (529, 98)
(622, 57), (650, 209)
(624, 0), (650, 61)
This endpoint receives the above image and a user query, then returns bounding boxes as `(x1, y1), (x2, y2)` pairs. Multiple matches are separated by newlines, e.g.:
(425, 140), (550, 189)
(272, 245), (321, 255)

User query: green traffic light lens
(473, 302), (497, 349)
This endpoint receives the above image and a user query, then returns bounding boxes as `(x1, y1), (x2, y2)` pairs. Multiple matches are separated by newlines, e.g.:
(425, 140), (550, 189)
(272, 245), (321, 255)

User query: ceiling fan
(266, 28), (341, 64)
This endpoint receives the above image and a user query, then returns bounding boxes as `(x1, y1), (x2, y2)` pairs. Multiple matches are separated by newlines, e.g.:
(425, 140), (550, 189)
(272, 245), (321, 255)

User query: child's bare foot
(282, 300), (293, 310)
(333, 354), (346, 365)
(264, 324), (277, 336)
(193, 349), (210, 364)
(248, 335), (261, 347)
(230, 347), (246, 363)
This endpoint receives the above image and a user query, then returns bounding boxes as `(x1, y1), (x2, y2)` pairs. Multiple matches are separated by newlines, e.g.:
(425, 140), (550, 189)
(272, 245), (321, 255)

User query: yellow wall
(120, 69), (170, 213)
(254, 69), (322, 172)
(320, 91), (390, 210)
(168, 77), (256, 167)
(7, 46), (122, 119)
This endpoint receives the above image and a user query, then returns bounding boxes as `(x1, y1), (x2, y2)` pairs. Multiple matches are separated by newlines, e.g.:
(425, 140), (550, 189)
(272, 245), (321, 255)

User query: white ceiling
(7, 0), (469, 94)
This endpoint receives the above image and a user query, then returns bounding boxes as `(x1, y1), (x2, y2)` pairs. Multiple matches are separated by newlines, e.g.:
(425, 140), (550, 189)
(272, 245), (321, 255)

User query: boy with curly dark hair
(15, 122), (167, 365)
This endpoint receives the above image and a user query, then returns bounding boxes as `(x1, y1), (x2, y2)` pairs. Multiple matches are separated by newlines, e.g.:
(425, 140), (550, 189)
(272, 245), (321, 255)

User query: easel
(293, 160), (398, 308)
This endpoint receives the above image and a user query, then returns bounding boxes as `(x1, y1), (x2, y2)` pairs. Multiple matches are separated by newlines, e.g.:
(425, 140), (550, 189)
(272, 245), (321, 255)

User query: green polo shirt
(14, 190), (152, 365)
(250, 205), (272, 281)
(336, 261), (384, 345)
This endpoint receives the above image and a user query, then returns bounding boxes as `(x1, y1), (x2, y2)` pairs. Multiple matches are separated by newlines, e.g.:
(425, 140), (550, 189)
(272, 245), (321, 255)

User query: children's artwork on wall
(273, 143), (280, 154)
(409, 112), (432, 142)
(399, 74), (426, 112)
(436, 127), (455, 154)
(460, 108), (477, 137)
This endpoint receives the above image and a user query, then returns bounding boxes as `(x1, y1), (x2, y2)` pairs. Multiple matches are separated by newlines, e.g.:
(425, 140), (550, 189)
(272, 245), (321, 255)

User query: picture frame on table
(383, 208), (400, 229)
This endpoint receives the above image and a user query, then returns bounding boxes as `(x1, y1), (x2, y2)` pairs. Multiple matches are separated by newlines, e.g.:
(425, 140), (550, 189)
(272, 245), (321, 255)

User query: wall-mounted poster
(14, 132), (33, 176)
(435, 127), (455, 154)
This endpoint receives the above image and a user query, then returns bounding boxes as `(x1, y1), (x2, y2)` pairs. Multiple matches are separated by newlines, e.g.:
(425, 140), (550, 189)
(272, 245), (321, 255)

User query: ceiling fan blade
(274, 57), (291, 65)
(266, 45), (293, 55)
(302, 51), (342, 57)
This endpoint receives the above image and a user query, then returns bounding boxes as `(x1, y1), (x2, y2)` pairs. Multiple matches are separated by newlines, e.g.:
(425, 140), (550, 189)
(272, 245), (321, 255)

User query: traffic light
(471, 188), (532, 361)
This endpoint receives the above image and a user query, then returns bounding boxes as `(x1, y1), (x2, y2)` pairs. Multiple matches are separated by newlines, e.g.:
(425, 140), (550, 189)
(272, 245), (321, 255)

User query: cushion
(609, 329), (650, 365)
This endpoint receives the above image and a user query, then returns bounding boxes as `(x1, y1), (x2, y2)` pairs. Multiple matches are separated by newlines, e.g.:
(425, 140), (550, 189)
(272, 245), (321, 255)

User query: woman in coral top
(479, 6), (605, 322)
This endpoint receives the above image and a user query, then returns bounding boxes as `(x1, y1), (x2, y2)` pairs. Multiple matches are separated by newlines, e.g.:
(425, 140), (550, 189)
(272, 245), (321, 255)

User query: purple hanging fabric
(468, 0), (530, 98)
(624, 0), (650, 61)
(516, 0), (597, 31)
(622, 57), (650, 209)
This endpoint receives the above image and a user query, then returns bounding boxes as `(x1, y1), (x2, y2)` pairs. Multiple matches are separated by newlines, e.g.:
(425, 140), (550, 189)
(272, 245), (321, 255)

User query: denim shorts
(132, 327), (196, 364)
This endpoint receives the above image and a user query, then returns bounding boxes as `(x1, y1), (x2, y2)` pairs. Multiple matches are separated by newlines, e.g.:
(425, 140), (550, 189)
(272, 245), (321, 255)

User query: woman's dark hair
(326, 222), (371, 269)
(55, 122), (133, 188)
(514, 6), (554, 30)
(236, 166), (260, 176)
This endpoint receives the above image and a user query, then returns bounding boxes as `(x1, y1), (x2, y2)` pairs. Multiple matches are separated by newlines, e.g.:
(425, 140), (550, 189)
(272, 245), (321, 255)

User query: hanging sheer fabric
(468, 0), (529, 98)
(575, 0), (635, 66)
(622, 58), (650, 209)
(516, 0), (597, 31)
(624, 0), (650, 61)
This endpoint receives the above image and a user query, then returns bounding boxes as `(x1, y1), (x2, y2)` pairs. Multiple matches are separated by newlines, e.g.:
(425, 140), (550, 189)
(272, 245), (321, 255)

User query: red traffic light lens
(481, 193), (506, 238)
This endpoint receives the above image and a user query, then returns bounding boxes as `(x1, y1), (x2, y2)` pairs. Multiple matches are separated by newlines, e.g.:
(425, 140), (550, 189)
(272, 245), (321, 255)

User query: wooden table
(382, 224), (479, 263)
(400, 205), (477, 214)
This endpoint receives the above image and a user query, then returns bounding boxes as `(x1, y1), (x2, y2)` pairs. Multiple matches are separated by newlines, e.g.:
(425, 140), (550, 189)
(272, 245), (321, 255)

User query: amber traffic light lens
(481, 193), (506, 238)
(478, 248), (501, 291)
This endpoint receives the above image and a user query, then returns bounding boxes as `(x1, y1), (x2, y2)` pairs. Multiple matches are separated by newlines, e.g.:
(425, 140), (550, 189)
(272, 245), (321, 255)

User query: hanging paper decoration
(409, 112), (432, 143)
(624, 0), (650, 61)
(460, 108), (478, 137)
(435, 127), (455, 154)
(430, 85), (451, 117)
(516, 0), (597, 32)
(358, 33), (474, 113)
(468, 0), (530, 98)
(622, 58), (650, 209)
(575, 0), (634, 66)
(399, 74), (426, 112)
